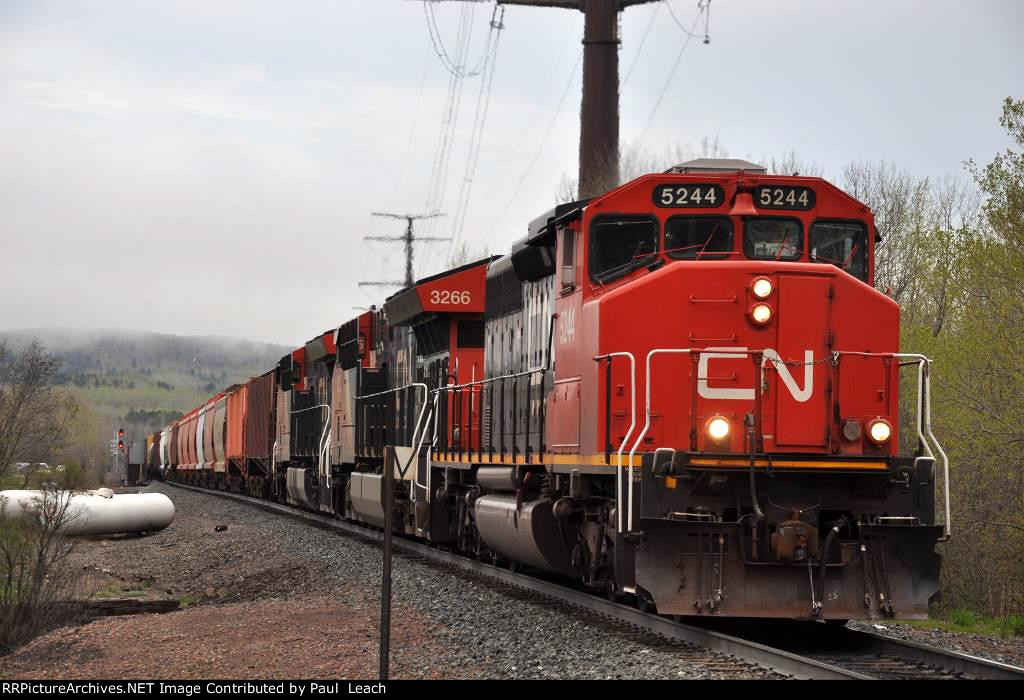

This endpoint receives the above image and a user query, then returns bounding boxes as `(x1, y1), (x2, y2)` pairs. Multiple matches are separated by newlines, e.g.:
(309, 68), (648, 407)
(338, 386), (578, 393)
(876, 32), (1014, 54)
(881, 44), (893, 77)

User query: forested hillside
(0, 328), (289, 435)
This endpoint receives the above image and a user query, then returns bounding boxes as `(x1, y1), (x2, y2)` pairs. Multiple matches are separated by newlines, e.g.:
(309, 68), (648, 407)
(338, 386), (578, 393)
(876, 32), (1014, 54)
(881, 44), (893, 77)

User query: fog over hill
(0, 328), (290, 432)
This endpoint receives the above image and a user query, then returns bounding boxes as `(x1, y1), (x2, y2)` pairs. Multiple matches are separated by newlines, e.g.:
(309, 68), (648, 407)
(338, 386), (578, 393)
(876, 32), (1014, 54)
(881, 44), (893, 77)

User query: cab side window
(560, 228), (576, 291)
(589, 216), (659, 283)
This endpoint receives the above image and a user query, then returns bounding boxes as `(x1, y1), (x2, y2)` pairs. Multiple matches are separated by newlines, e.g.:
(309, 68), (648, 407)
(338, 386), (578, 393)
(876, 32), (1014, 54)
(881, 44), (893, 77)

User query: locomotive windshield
(809, 220), (869, 282)
(744, 218), (802, 260)
(665, 216), (733, 260)
(589, 216), (659, 282)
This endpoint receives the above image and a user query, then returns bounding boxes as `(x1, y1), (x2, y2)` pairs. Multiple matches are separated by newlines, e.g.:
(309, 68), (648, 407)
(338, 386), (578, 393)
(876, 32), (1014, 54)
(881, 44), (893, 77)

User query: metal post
(579, 0), (620, 198)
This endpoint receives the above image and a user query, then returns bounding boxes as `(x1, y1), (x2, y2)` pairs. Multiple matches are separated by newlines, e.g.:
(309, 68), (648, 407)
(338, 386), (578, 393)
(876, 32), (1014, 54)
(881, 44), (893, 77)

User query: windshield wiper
(595, 241), (649, 282)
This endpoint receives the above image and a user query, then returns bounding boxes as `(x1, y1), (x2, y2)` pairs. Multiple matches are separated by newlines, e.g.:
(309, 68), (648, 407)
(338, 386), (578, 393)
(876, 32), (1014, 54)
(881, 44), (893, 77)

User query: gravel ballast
(1, 481), (776, 679)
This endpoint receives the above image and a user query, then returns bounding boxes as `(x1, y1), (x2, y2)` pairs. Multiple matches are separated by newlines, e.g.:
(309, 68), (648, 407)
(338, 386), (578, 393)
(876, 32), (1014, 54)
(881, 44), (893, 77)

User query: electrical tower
(359, 212), (450, 289)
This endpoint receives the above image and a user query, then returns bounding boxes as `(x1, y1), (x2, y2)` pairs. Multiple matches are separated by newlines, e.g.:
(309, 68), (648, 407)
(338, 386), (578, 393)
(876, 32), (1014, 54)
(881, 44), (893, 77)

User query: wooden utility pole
(429, 0), (661, 198)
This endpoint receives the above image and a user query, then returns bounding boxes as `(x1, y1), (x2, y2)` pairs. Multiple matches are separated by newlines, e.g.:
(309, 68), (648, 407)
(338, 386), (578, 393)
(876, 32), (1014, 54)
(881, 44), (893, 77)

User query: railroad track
(164, 481), (1024, 680)
(693, 618), (1024, 680)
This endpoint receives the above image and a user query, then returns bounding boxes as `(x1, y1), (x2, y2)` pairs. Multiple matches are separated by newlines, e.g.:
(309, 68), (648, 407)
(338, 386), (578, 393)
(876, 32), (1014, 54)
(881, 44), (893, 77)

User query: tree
(0, 341), (80, 483)
(556, 136), (729, 204)
(930, 97), (1024, 616)
(0, 485), (83, 653)
(447, 241), (490, 269)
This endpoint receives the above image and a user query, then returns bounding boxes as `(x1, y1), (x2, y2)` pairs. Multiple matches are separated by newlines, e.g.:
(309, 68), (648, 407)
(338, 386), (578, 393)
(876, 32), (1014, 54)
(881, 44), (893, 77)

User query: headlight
(751, 277), (773, 299)
(707, 416), (730, 441)
(868, 419), (892, 444)
(750, 303), (772, 324)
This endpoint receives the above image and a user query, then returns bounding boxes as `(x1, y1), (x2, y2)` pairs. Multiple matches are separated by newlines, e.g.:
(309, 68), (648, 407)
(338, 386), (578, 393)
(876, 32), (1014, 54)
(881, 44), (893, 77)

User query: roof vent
(666, 158), (767, 174)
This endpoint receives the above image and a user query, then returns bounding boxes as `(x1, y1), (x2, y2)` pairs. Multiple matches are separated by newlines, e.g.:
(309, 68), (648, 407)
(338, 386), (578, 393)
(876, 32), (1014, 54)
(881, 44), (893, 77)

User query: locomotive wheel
(636, 588), (657, 614)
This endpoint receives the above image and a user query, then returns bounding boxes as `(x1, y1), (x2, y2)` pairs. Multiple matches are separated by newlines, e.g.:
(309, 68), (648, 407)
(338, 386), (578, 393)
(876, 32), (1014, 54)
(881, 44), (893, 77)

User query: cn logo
(697, 347), (814, 403)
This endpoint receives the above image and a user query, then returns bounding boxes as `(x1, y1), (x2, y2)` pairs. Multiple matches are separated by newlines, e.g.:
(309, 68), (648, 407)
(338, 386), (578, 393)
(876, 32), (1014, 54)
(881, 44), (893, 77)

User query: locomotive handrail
(593, 352), (637, 534)
(356, 382), (431, 478)
(626, 347), (950, 540)
(423, 392), (440, 503)
(628, 348), (696, 532)
(430, 366), (544, 392)
(839, 352), (950, 541)
(432, 366), (548, 460)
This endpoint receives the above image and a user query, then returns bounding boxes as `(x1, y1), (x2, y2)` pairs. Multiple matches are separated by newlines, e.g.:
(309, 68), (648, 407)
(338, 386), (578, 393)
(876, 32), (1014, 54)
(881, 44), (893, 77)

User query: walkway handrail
(839, 352), (951, 541)
(620, 348), (949, 539)
(356, 382), (430, 479)
(594, 352), (637, 534)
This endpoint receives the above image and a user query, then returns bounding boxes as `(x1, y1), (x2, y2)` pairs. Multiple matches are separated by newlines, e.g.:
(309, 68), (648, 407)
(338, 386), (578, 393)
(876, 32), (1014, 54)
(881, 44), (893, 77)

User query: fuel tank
(0, 489), (175, 536)
(285, 467), (318, 510)
(475, 467), (540, 492)
(473, 495), (574, 575)
(348, 472), (386, 527)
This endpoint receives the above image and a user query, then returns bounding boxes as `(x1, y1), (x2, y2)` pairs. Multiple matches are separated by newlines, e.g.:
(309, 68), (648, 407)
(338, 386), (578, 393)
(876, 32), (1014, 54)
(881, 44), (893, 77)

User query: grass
(0, 464), (98, 491)
(177, 593), (197, 609)
(69, 366), (270, 422)
(93, 579), (152, 600)
(898, 609), (1024, 638)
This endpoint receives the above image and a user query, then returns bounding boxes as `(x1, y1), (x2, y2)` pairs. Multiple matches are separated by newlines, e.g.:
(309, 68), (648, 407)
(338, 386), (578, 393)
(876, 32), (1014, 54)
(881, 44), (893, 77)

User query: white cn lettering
(697, 346), (814, 403)
(697, 348), (754, 400)
(761, 348), (814, 403)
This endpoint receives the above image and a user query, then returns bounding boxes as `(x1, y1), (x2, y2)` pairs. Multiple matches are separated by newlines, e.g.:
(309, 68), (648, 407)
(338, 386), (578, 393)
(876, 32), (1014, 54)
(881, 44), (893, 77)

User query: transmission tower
(359, 212), (450, 289)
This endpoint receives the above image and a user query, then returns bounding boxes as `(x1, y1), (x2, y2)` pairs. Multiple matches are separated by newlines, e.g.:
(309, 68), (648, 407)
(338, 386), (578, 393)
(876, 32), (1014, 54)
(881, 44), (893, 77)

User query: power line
(424, 0), (493, 78)
(424, 4), (479, 215)
(665, 0), (711, 43)
(623, 1), (661, 87)
(486, 48), (583, 240)
(639, 1), (709, 144)
(449, 4), (505, 256)
(419, 2), (504, 277)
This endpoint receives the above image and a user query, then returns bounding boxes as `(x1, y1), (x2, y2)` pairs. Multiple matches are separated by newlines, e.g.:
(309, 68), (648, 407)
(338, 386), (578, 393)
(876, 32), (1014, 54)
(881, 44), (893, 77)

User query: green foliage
(846, 99), (1023, 617)
(0, 330), (288, 442)
(0, 488), (81, 653)
(892, 97), (1024, 617)
(949, 608), (977, 628)
(902, 611), (1024, 638)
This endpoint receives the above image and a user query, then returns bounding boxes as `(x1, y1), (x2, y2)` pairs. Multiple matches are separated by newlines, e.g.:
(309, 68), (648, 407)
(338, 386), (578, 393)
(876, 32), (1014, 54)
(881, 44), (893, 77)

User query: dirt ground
(0, 596), (461, 680)
(0, 484), (484, 680)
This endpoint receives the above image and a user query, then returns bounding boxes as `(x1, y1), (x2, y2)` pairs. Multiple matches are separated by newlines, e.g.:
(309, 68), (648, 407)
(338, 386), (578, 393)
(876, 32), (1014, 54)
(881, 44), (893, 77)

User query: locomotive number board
(754, 185), (816, 210)
(653, 183), (725, 208)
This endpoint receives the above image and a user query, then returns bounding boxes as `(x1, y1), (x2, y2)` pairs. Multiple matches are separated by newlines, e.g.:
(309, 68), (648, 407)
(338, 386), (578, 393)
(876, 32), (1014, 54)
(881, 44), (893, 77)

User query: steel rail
(165, 481), (868, 680)
(834, 626), (1024, 680)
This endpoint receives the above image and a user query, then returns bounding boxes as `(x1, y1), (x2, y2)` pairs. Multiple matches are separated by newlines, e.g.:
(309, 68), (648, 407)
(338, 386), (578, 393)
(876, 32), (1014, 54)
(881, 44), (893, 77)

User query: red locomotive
(147, 159), (948, 621)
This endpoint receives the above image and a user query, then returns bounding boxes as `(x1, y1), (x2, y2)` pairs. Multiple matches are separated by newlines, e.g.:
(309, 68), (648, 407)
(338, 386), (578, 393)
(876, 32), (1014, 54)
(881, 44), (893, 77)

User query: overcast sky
(1, 0), (1020, 346)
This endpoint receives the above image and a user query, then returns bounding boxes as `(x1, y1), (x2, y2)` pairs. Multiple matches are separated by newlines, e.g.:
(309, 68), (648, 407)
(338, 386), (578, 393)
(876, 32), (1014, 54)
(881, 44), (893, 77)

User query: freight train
(143, 159), (949, 621)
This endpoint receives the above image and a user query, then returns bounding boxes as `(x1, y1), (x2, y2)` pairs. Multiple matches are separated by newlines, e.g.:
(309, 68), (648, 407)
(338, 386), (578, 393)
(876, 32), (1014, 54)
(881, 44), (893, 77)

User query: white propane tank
(0, 489), (175, 536)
